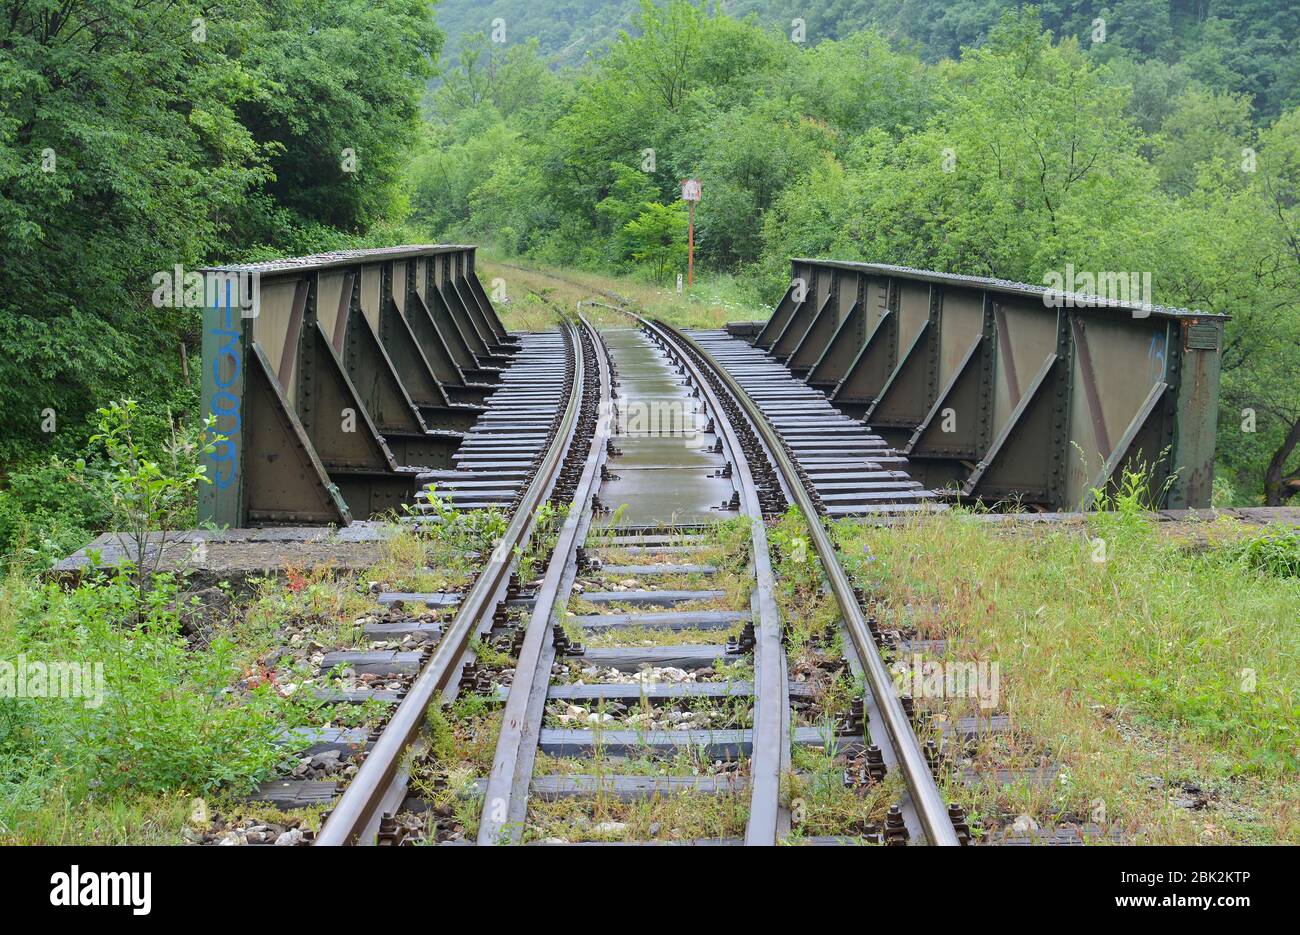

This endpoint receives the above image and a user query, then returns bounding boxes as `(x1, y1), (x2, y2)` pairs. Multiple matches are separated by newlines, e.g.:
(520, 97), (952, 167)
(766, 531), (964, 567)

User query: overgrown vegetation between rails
(765, 507), (899, 842)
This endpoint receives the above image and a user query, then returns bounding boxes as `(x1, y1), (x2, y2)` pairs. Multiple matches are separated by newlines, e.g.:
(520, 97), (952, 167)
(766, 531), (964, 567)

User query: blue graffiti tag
(1147, 332), (1166, 382)
(207, 281), (241, 489)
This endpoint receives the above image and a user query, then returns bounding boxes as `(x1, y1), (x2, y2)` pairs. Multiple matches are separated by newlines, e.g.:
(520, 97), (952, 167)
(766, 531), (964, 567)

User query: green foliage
(83, 401), (216, 548)
(846, 511), (1300, 785)
(415, 484), (510, 558)
(432, 1), (1298, 121)
(432, 0), (642, 67)
(433, 34), (564, 121)
(235, 0), (441, 232)
(768, 506), (822, 595)
(622, 202), (688, 281)
(691, 100), (839, 268)
(1221, 525), (1300, 579)
(410, 2), (1297, 502)
(0, 568), (284, 829)
(595, 163), (660, 259)
(1, 0), (443, 556)
(0, 458), (108, 570)
(764, 11), (1159, 282)
(1150, 105), (1300, 504)
(1087, 454), (1177, 519)
(1153, 87), (1254, 196)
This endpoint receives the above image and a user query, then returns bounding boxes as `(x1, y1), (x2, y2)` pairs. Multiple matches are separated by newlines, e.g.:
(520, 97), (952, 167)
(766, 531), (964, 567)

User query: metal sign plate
(1185, 320), (1219, 350)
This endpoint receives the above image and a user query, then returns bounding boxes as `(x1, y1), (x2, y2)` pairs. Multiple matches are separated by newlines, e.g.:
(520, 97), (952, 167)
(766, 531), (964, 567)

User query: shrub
(1, 568), (283, 815)
(1221, 524), (1300, 578)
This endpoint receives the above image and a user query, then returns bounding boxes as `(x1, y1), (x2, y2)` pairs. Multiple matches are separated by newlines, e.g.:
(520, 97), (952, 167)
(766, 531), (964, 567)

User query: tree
(1154, 88), (1254, 196)
(1212, 110), (1300, 504)
(0, 0), (442, 478)
(1148, 105), (1300, 504)
(236, 0), (442, 233)
(0, 0), (269, 465)
(623, 202), (688, 282)
(690, 100), (836, 268)
(430, 34), (560, 121)
(595, 163), (660, 265)
(81, 400), (218, 615)
(761, 9), (1161, 281)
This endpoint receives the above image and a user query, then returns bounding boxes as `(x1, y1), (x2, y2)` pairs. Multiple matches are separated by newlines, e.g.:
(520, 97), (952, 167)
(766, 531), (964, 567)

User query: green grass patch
(836, 509), (1300, 844)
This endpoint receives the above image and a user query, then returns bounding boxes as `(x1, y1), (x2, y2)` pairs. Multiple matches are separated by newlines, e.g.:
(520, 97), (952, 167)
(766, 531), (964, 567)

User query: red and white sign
(680, 178), (701, 202)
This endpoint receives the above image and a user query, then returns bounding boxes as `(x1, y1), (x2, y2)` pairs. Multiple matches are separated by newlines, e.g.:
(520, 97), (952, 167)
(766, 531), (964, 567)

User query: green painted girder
(751, 258), (1226, 510)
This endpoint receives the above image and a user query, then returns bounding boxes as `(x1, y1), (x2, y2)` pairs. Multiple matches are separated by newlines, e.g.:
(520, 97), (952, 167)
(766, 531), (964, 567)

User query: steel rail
(648, 319), (961, 847)
(476, 315), (612, 844)
(315, 322), (586, 846)
(638, 318), (788, 844)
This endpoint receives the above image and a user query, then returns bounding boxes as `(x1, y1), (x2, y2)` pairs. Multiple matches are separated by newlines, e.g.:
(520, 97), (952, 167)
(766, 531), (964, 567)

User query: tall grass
(836, 509), (1299, 842)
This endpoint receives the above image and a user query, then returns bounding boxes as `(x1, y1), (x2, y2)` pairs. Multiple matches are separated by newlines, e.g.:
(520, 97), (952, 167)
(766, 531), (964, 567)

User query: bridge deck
(686, 329), (944, 516)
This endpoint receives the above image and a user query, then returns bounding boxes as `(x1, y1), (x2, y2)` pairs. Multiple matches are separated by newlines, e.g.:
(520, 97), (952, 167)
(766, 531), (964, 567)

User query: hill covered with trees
(412, 1), (1299, 507)
(433, 0), (1299, 120)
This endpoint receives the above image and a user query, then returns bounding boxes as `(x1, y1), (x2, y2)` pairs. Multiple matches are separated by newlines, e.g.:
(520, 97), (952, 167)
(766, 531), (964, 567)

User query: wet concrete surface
(51, 524), (396, 590)
(598, 328), (739, 527)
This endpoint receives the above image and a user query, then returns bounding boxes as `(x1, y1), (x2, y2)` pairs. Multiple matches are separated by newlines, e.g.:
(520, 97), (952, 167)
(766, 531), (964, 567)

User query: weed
(1220, 524), (1300, 578)
(839, 510), (1300, 843)
(79, 399), (220, 609)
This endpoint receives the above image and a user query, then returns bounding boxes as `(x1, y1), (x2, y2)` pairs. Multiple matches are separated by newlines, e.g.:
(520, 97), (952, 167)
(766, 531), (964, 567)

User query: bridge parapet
(198, 245), (512, 528)
(753, 259), (1225, 510)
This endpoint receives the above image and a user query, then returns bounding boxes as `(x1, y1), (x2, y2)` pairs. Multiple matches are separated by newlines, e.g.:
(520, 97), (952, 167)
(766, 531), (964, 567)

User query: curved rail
(475, 314), (612, 843)
(315, 322), (587, 846)
(646, 318), (961, 847)
(637, 317), (788, 843)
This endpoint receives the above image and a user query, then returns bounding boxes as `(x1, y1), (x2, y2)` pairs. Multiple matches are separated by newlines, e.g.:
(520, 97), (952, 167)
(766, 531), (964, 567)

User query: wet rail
(208, 261), (965, 844)
(314, 322), (590, 844)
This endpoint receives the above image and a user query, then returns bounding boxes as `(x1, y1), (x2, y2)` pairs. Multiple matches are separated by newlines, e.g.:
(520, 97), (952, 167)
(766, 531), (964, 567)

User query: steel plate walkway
(686, 329), (942, 516)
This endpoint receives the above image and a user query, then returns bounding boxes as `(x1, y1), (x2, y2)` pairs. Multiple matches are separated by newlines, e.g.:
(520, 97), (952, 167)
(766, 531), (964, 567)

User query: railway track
(234, 274), (959, 845)
(155, 254), (1234, 849)
(185, 262), (1130, 845)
